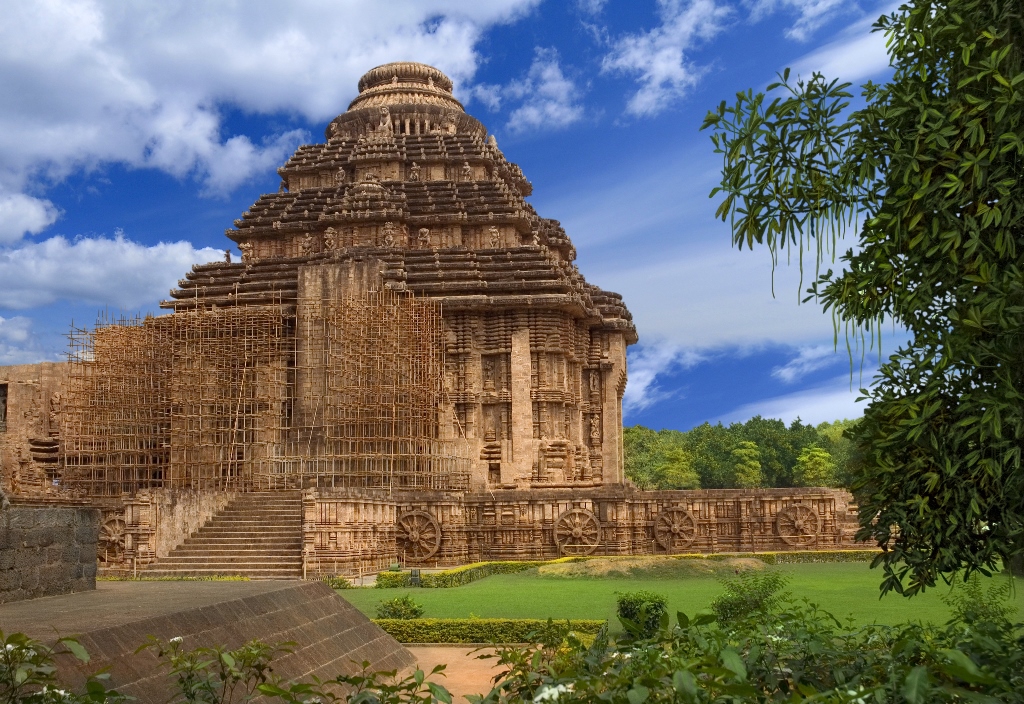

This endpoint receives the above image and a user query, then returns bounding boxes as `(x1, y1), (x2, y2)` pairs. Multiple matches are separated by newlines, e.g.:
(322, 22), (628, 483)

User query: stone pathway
(407, 646), (505, 702)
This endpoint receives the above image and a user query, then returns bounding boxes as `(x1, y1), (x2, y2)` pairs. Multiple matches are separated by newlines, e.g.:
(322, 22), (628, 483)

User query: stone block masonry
(0, 580), (415, 702)
(0, 506), (98, 603)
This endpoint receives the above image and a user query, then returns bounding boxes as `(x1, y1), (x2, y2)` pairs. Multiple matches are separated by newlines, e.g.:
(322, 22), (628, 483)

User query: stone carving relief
(408, 162), (421, 181)
(333, 168), (347, 186)
(300, 233), (317, 256)
(239, 241), (255, 264)
(381, 222), (397, 248)
(323, 228), (337, 251)
(417, 227), (430, 247)
(488, 226), (500, 248)
(461, 161), (473, 181)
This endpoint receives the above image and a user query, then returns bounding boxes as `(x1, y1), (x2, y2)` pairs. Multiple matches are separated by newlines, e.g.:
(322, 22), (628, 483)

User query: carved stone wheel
(776, 504), (820, 546)
(396, 511), (441, 561)
(554, 508), (602, 556)
(99, 516), (126, 563)
(654, 509), (697, 551)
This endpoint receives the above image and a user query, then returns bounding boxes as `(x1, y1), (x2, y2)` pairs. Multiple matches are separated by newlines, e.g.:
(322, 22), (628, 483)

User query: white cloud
(788, 7), (894, 81)
(772, 344), (842, 382)
(577, 0), (609, 14)
(601, 0), (730, 116)
(0, 315), (46, 365)
(624, 342), (705, 413)
(0, 233), (222, 309)
(745, 0), (851, 41)
(717, 374), (867, 425)
(506, 48), (585, 132)
(0, 0), (538, 236)
(468, 48), (585, 133)
(0, 193), (61, 245)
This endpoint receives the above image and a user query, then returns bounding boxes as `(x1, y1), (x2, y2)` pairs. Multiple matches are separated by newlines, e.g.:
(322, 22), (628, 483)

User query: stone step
(169, 549), (302, 558)
(146, 490), (304, 579)
(191, 529), (301, 538)
(143, 569), (303, 579)
(154, 556), (303, 566)
(179, 535), (302, 544)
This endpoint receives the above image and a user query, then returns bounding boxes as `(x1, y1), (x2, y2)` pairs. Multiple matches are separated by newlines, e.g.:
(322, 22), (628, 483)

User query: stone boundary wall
(0, 506), (98, 603)
(303, 486), (864, 576)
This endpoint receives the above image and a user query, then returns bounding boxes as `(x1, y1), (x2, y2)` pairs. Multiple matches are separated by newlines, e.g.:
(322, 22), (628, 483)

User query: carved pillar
(510, 325), (534, 484)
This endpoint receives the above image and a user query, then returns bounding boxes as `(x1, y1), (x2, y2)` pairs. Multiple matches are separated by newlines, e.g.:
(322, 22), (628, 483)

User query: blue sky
(0, 0), (899, 431)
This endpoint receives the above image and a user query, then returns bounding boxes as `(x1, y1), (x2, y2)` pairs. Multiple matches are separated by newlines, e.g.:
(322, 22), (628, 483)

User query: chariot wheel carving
(396, 511), (441, 561)
(554, 508), (601, 556)
(776, 505), (820, 546)
(99, 516), (126, 563)
(654, 509), (697, 551)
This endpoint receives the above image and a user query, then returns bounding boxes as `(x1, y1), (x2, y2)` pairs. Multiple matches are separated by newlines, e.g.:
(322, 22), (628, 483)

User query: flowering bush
(471, 572), (1024, 703)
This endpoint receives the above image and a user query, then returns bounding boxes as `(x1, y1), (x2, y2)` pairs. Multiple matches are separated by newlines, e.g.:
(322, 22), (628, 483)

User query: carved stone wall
(0, 363), (67, 499)
(304, 486), (863, 575)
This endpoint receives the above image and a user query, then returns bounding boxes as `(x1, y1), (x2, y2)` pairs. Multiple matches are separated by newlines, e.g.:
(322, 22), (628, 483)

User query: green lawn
(339, 563), (1024, 628)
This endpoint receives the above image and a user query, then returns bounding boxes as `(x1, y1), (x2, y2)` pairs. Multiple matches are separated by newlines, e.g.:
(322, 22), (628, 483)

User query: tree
(703, 0), (1024, 593)
(794, 444), (837, 487)
(657, 447), (701, 489)
(731, 440), (764, 488)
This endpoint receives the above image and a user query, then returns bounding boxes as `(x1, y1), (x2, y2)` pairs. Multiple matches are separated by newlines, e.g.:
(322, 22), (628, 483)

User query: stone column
(510, 325), (534, 484)
(600, 332), (627, 484)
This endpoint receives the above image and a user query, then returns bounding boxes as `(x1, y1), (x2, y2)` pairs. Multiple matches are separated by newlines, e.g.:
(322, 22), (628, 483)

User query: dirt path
(406, 646), (504, 702)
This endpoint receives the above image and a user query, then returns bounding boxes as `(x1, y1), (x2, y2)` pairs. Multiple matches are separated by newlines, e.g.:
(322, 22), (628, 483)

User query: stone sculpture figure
(300, 234), (316, 256)
(334, 169), (347, 186)
(418, 227), (430, 246)
(378, 106), (393, 134)
(461, 161), (472, 181)
(488, 226), (500, 248)
(323, 228), (337, 251)
(239, 241), (254, 263)
(224, 250), (232, 264)
(408, 162), (421, 181)
(382, 222), (397, 248)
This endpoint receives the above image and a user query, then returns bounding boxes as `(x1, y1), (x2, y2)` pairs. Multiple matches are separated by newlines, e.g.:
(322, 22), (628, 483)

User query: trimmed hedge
(421, 560), (548, 587)
(753, 550), (880, 564)
(374, 618), (606, 643)
(371, 551), (881, 589)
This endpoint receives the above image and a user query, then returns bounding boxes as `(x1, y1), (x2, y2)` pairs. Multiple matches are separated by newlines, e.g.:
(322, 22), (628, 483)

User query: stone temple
(0, 63), (860, 578)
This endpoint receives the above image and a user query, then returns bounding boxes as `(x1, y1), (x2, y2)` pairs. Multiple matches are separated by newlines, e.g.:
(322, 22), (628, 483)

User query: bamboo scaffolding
(59, 291), (469, 496)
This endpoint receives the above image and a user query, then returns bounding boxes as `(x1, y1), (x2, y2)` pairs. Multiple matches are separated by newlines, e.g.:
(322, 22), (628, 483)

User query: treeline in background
(623, 417), (861, 490)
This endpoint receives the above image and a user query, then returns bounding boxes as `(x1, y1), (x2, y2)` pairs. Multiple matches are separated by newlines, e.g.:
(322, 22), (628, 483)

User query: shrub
(375, 571), (412, 588)
(0, 630), (128, 703)
(615, 590), (668, 637)
(942, 572), (1016, 626)
(709, 569), (789, 625)
(376, 595), (425, 619)
(324, 575), (354, 589)
(373, 618), (606, 644)
(475, 598), (1024, 703)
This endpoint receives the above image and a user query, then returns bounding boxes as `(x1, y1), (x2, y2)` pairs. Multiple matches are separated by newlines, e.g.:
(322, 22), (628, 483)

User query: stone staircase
(145, 491), (304, 579)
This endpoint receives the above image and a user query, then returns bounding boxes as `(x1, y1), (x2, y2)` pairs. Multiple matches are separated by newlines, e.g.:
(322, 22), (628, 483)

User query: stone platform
(0, 580), (414, 700)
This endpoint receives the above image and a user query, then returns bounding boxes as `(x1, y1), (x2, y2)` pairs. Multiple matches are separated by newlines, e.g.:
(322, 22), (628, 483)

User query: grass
(338, 562), (1024, 628)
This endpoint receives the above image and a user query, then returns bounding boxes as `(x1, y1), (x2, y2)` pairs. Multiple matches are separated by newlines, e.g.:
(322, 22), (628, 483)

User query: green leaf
(902, 666), (930, 703)
(673, 670), (697, 697)
(719, 648), (747, 680)
(626, 684), (650, 704)
(59, 638), (90, 664)
(427, 681), (453, 704)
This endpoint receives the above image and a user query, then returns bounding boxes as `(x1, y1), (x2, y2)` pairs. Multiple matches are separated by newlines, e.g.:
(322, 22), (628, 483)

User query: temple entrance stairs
(145, 491), (304, 579)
